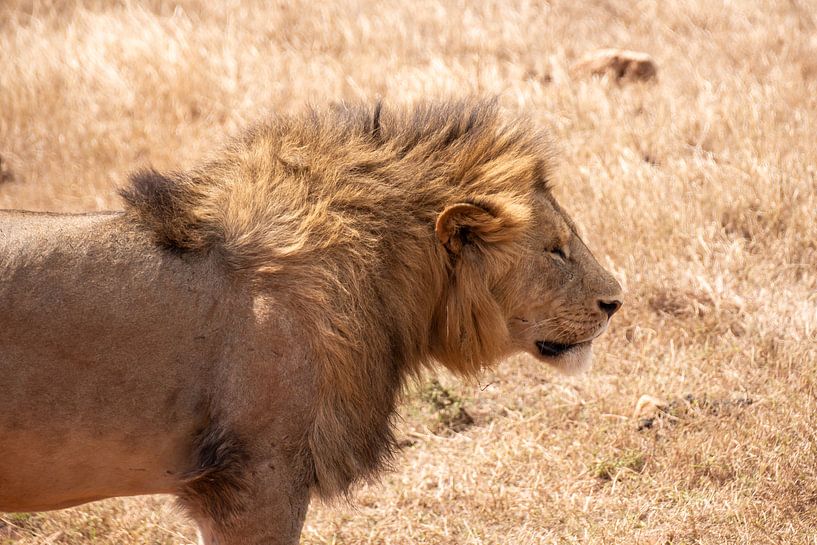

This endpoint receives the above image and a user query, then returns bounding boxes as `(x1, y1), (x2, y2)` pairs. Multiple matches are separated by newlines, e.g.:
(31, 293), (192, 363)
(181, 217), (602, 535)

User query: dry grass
(2, 0), (817, 543)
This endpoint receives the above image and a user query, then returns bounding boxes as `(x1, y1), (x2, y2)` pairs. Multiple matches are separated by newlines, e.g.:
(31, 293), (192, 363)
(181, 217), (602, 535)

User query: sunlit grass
(2, 0), (816, 543)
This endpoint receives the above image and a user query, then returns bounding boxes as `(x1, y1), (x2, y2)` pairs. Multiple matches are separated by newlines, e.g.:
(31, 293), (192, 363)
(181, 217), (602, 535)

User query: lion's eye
(548, 247), (567, 262)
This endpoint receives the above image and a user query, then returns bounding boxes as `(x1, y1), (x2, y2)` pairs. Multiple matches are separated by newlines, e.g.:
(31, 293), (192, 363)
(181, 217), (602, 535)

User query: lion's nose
(597, 298), (622, 318)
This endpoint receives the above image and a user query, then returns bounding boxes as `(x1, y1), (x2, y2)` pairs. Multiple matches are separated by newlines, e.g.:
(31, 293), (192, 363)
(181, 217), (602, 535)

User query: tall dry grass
(1, 0), (816, 543)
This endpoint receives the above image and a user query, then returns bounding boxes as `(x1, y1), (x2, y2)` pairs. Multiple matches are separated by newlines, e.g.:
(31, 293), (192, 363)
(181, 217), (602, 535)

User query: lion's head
(122, 99), (623, 497)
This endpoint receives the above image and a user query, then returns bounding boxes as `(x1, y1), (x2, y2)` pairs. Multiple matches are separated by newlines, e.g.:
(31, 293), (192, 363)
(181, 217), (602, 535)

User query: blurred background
(1, 1), (816, 543)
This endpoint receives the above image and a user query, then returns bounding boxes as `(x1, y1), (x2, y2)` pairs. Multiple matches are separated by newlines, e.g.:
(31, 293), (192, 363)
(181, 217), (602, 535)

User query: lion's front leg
(182, 456), (311, 545)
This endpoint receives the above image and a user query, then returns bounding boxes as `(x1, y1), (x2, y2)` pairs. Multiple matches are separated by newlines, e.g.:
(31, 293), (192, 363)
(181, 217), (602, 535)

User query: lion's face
(435, 189), (623, 375)
(504, 193), (623, 374)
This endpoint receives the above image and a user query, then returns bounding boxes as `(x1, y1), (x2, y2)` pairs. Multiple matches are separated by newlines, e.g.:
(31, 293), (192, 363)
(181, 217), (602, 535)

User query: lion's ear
(435, 198), (530, 255)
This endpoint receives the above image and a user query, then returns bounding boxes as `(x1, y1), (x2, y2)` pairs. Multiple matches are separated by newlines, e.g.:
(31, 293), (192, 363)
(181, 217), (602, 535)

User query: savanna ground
(1, 0), (816, 543)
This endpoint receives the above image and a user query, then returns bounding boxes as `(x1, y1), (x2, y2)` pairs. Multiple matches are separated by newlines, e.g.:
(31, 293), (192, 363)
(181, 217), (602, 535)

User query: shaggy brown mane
(121, 100), (555, 498)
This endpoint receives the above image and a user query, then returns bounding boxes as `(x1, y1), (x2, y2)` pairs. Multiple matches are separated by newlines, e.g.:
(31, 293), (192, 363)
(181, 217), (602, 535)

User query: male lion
(0, 100), (622, 544)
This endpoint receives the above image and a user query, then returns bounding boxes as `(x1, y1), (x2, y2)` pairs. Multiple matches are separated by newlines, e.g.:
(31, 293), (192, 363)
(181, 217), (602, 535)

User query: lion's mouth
(535, 340), (587, 358)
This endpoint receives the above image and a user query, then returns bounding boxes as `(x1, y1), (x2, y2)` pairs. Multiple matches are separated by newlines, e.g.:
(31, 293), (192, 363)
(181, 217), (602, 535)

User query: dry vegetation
(2, 0), (816, 543)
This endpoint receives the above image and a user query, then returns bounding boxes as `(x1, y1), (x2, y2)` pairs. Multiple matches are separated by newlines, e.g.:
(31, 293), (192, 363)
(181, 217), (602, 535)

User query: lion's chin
(533, 340), (593, 375)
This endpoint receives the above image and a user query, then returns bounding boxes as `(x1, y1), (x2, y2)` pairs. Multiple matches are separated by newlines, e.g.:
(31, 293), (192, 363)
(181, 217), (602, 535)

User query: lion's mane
(121, 100), (553, 498)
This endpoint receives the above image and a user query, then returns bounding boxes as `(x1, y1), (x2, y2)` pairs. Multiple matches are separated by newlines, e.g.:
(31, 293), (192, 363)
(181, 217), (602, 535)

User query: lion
(0, 100), (622, 544)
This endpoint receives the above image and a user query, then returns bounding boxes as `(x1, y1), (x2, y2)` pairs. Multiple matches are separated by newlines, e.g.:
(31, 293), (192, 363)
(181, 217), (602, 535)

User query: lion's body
(1, 212), (216, 508)
(0, 101), (622, 545)
(1, 210), (314, 540)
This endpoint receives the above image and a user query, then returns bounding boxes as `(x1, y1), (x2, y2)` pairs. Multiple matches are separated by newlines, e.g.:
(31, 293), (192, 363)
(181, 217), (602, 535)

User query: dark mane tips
(370, 100), (382, 141)
(120, 168), (210, 252)
(178, 423), (251, 526)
